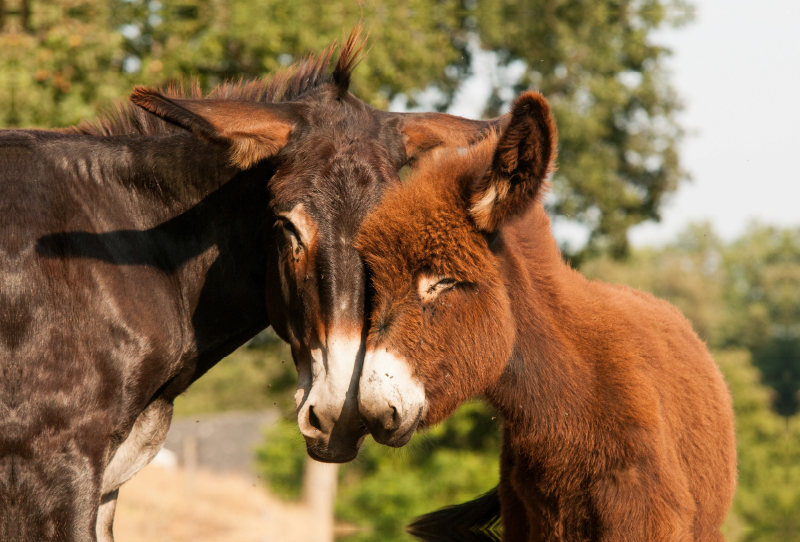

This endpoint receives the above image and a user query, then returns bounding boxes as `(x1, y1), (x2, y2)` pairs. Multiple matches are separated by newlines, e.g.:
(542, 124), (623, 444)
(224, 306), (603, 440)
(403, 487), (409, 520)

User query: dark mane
(76, 25), (366, 138)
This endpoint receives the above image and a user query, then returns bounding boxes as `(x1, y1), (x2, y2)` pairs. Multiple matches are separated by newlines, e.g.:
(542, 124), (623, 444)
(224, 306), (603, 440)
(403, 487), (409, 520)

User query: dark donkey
(0, 29), (502, 541)
(355, 92), (737, 541)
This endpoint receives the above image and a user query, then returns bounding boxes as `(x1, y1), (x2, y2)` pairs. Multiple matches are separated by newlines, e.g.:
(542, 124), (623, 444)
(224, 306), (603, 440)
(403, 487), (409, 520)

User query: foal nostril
(390, 405), (399, 424)
(308, 405), (322, 431)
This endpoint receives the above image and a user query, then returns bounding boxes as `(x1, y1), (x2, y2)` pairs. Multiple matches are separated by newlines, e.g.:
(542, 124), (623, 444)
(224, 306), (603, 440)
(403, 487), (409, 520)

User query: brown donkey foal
(355, 92), (737, 541)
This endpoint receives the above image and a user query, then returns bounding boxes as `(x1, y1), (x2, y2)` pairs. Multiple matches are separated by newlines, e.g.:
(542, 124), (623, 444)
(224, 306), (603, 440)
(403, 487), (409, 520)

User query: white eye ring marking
(418, 273), (457, 304)
(277, 203), (318, 248)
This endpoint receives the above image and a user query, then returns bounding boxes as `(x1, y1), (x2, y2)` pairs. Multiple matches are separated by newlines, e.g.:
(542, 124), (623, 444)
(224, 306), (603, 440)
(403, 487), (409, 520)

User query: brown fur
(116, 23), (507, 464)
(356, 92), (737, 541)
(1, 25), (522, 540)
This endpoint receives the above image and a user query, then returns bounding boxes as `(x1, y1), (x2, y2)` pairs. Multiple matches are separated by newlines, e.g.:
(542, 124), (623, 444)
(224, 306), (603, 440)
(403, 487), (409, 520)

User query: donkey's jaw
(358, 348), (426, 447)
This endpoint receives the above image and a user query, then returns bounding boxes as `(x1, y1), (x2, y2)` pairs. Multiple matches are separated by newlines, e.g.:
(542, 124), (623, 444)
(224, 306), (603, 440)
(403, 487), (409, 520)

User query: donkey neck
(57, 131), (238, 216)
(24, 130), (274, 383)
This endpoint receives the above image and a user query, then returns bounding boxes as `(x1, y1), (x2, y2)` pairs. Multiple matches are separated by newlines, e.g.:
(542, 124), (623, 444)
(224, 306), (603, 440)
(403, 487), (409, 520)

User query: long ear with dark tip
(387, 111), (510, 166)
(468, 91), (557, 232)
(130, 86), (300, 169)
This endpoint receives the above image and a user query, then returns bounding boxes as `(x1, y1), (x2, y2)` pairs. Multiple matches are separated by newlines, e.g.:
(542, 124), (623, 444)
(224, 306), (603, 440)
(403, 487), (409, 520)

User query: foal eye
(418, 274), (458, 304)
(431, 278), (456, 291)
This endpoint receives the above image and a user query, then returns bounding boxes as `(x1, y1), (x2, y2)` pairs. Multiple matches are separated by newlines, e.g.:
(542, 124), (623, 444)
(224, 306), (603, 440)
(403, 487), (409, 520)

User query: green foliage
(716, 350), (800, 542)
(1, 1), (131, 127)
(173, 332), (296, 417)
(583, 222), (800, 416)
(2, 0), (692, 257)
(335, 400), (501, 539)
(256, 400), (501, 541)
(1, 0), (465, 126)
(255, 419), (307, 500)
(469, 0), (694, 256)
(720, 227), (800, 416)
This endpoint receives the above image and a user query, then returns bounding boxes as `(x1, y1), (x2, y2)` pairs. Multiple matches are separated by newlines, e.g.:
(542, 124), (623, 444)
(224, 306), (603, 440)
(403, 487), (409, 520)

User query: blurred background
(1, 1), (798, 541)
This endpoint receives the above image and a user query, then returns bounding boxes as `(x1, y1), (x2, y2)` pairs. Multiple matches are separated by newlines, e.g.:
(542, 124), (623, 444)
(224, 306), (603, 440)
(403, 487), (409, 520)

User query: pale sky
(629, 0), (800, 246)
(392, 0), (800, 248)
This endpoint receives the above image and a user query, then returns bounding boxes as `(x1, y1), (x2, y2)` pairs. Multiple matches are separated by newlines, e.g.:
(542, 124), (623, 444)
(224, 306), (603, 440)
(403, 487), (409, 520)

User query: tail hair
(406, 485), (502, 542)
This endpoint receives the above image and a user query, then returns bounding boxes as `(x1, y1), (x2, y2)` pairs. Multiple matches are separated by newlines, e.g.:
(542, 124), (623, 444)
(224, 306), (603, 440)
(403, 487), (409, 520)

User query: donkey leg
(95, 398), (173, 541)
(101, 398), (173, 494)
(96, 489), (119, 542)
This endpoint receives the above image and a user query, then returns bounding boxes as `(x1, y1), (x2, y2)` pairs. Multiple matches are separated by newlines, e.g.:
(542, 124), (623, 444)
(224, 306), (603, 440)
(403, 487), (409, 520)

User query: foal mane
(75, 25), (366, 138)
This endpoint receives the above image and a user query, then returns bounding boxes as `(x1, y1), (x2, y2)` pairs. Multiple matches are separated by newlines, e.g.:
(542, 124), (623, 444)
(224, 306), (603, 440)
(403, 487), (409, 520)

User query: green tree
(1, 0), (465, 126)
(719, 226), (800, 416)
(1, 1), (130, 127)
(717, 350), (800, 542)
(257, 400), (501, 542)
(468, 0), (694, 257)
(2, 0), (693, 257)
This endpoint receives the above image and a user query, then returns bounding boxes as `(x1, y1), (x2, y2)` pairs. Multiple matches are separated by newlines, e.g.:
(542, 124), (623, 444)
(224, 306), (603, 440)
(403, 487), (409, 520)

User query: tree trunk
(301, 457), (339, 542)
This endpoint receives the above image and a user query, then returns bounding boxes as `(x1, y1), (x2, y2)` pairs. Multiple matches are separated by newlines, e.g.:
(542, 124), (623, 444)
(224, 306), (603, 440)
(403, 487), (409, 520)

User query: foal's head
(129, 30), (501, 462)
(355, 92), (557, 446)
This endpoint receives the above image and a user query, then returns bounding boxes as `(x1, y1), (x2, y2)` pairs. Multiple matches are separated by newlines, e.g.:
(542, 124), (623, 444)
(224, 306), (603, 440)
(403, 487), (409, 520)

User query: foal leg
(590, 465), (695, 542)
(500, 471), (532, 542)
(500, 428), (542, 542)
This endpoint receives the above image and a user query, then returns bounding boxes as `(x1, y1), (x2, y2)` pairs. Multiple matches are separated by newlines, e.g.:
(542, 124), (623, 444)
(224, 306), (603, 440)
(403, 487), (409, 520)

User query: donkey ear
(130, 87), (300, 169)
(468, 92), (557, 232)
(389, 111), (509, 165)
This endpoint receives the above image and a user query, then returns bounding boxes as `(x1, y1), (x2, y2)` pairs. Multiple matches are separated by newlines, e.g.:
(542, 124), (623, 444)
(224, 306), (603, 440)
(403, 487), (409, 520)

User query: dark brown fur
(1, 27), (509, 541)
(356, 92), (737, 541)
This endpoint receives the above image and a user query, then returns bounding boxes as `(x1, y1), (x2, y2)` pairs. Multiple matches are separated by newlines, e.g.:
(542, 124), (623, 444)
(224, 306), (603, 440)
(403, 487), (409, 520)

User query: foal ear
(130, 87), (300, 169)
(468, 92), (557, 232)
(388, 111), (509, 165)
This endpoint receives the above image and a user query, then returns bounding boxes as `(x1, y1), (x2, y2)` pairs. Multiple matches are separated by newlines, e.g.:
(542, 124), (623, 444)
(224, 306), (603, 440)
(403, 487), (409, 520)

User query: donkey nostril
(390, 405), (398, 424)
(308, 405), (322, 431)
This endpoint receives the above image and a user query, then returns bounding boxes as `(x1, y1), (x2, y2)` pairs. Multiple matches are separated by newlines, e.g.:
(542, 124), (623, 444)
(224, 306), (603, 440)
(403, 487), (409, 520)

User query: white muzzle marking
(297, 331), (362, 439)
(358, 348), (426, 431)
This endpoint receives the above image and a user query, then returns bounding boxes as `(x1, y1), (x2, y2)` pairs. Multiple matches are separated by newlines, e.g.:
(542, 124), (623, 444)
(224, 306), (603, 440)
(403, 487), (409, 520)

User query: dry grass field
(114, 464), (330, 542)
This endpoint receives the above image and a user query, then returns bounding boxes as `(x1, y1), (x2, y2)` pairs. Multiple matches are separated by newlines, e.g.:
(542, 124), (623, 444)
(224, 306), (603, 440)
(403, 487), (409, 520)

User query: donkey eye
(274, 218), (301, 244)
(275, 218), (305, 260)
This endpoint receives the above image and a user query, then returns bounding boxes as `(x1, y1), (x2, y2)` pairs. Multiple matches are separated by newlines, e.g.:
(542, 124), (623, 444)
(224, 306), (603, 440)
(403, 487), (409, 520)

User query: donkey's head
(130, 29), (502, 462)
(355, 92), (557, 447)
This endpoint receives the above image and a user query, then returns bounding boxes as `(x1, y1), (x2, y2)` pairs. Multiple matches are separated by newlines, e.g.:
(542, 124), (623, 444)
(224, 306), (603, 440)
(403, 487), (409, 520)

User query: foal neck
(484, 204), (610, 440)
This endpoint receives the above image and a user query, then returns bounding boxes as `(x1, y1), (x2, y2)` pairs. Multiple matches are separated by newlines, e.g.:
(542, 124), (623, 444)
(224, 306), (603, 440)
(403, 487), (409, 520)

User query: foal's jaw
(358, 347), (427, 447)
